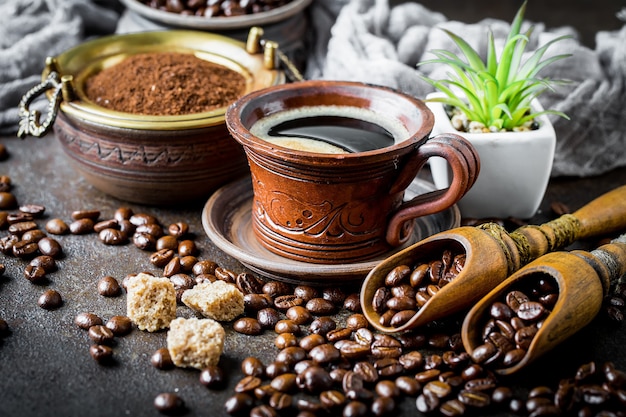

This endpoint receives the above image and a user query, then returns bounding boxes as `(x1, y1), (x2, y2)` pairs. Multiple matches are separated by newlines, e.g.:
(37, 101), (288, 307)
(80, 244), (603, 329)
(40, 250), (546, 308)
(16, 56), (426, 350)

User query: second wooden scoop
(462, 234), (626, 375)
(360, 185), (626, 333)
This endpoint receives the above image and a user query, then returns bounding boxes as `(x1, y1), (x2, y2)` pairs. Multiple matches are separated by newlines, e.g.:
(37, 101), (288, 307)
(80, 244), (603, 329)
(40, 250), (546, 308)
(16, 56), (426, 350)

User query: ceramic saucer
(202, 176), (461, 284)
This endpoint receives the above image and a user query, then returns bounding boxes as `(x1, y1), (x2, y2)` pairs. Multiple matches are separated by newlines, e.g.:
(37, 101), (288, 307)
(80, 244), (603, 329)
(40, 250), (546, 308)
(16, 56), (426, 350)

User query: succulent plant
(419, 1), (571, 132)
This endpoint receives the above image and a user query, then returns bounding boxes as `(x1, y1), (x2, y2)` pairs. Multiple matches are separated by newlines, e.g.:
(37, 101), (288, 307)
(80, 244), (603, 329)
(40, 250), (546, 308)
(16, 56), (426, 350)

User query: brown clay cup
(226, 80), (480, 264)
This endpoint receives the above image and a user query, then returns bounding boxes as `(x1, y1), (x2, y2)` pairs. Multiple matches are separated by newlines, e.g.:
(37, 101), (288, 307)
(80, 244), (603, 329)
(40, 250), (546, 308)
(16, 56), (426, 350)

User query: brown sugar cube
(126, 273), (176, 332)
(166, 317), (225, 369)
(181, 280), (244, 322)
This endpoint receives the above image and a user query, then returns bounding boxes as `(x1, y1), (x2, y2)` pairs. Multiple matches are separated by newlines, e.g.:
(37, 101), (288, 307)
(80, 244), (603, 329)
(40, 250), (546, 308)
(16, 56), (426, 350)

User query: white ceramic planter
(426, 92), (556, 219)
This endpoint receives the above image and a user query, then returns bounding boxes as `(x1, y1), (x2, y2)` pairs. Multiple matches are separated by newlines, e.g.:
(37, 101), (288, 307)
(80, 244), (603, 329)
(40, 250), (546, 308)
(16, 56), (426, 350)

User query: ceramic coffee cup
(226, 80), (480, 264)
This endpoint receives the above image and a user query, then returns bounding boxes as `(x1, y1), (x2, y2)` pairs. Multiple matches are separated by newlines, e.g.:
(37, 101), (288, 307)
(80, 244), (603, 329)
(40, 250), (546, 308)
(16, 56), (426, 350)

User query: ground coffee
(85, 52), (246, 116)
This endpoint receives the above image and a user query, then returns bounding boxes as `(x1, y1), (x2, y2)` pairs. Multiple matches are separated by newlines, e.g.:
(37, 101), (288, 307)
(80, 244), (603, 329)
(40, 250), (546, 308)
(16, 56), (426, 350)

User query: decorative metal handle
(17, 71), (64, 138)
(246, 26), (304, 83)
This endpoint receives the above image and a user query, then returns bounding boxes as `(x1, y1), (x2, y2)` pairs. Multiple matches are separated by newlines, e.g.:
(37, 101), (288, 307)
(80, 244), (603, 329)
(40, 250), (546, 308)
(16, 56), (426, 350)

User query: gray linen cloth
(306, 0), (626, 178)
(0, 0), (119, 135)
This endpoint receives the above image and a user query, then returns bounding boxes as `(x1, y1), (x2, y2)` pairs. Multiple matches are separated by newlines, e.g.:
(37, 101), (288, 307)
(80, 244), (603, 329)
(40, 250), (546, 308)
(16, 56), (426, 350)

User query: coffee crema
(249, 105), (410, 154)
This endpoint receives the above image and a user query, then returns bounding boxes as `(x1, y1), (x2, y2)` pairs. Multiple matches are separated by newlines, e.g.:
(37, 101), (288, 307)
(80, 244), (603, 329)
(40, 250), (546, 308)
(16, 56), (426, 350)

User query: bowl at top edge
(38, 30), (285, 206)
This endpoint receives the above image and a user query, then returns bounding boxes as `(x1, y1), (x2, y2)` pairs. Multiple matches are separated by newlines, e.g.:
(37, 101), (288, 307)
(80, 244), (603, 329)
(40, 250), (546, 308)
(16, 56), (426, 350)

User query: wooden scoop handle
(509, 185), (626, 266)
(572, 185), (626, 239)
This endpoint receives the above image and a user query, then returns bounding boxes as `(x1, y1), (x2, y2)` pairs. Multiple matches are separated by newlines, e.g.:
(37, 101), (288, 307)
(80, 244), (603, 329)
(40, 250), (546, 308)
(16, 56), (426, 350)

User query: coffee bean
(69, 218), (95, 234)
(163, 256), (182, 277)
(249, 404), (279, 417)
(242, 356), (265, 377)
(236, 272), (264, 294)
(21, 229), (46, 243)
(0, 192), (17, 209)
(156, 235), (178, 251)
(8, 220), (37, 236)
(30, 255), (56, 273)
(235, 375), (263, 393)
(297, 365), (333, 393)
(286, 306), (312, 325)
(457, 390), (491, 408)
(71, 209), (100, 221)
(416, 391), (440, 413)
(98, 276), (122, 297)
(320, 389), (346, 409)
(106, 316), (132, 336)
(154, 392), (185, 415)
(177, 239), (197, 257)
(309, 343), (341, 365)
(385, 264), (411, 287)
(257, 307), (280, 329)
(265, 361), (290, 379)
(343, 293), (361, 312)
(75, 312), (103, 330)
(113, 207), (133, 222)
(151, 348), (174, 370)
(375, 380), (400, 398)
(306, 298), (336, 315)
(396, 376), (421, 396)
(293, 285), (318, 301)
(200, 365), (226, 390)
(298, 333), (325, 352)
(245, 293), (273, 313)
(136, 223), (163, 239)
(276, 347), (307, 367)
(163, 222), (186, 239)
(150, 249), (175, 267)
(94, 219), (119, 233)
(38, 237), (62, 258)
(192, 260), (217, 276)
(45, 218), (69, 235)
(99, 228), (127, 245)
(234, 317), (263, 335)
(38, 289), (62, 310)
(215, 267), (236, 283)
(274, 333), (297, 351)
(270, 372), (298, 393)
(275, 294), (304, 310)
(128, 213), (157, 226)
(346, 313), (369, 330)
(89, 344), (113, 365)
(224, 393), (254, 415)
(23, 264), (47, 284)
(88, 324), (115, 344)
(275, 319), (300, 335)
(12, 240), (39, 259)
(309, 316), (336, 336)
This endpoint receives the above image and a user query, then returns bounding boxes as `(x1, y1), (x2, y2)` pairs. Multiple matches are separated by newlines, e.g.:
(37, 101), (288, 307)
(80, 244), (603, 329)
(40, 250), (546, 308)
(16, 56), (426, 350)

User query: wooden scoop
(462, 234), (626, 375)
(360, 185), (626, 333)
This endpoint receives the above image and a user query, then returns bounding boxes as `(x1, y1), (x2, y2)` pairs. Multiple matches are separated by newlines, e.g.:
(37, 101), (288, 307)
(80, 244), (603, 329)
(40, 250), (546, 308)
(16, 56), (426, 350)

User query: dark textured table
(1, 132), (625, 417)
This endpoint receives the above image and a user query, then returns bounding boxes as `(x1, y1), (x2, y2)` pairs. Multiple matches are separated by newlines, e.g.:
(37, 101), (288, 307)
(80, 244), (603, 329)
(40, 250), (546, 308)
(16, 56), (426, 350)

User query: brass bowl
(19, 29), (285, 205)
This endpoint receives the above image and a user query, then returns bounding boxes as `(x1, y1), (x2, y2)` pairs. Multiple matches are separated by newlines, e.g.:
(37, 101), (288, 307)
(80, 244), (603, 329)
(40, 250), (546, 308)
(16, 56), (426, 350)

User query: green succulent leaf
(419, 0), (571, 132)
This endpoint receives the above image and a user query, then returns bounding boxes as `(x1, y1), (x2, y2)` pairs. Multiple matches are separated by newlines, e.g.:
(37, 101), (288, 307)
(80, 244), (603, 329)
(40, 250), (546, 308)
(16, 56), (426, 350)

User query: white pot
(426, 92), (556, 219)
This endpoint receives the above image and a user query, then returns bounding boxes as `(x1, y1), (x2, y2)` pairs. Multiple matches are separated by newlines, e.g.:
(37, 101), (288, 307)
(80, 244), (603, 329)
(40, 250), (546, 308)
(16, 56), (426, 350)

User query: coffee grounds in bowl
(84, 52), (246, 116)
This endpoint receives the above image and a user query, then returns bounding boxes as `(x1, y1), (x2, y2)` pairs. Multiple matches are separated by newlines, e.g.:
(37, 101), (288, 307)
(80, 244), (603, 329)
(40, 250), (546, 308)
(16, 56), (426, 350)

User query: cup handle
(386, 133), (480, 246)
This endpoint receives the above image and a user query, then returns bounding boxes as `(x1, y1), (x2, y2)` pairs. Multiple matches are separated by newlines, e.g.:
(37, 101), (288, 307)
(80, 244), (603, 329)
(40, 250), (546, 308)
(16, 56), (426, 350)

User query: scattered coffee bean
(75, 312), (103, 329)
(106, 316), (132, 336)
(154, 392), (185, 415)
(89, 344), (113, 365)
(200, 365), (226, 389)
(151, 348), (174, 370)
(88, 324), (115, 345)
(98, 276), (122, 297)
(38, 289), (62, 310)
